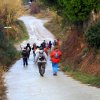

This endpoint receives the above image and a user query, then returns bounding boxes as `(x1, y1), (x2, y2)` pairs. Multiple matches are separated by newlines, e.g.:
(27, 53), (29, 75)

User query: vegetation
(42, 0), (99, 24)
(0, 0), (28, 67)
(0, 20), (29, 68)
(62, 65), (100, 87)
(0, 0), (24, 25)
(9, 20), (29, 43)
(0, 71), (6, 100)
(43, 7), (100, 87)
(85, 21), (100, 49)
(0, 0), (26, 40)
(44, 16), (65, 40)
(42, 0), (100, 54)
(0, 30), (19, 67)
(22, 0), (29, 4)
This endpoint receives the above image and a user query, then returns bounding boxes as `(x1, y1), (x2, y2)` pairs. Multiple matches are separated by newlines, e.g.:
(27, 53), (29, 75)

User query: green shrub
(71, 72), (100, 87)
(62, 66), (68, 72)
(42, 0), (99, 24)
(0, 30), (20, 66)
(61, 67), (100, 87)
(22, 0), (29, 4)
(82, 47), (89, 55)
(85, 21), (100, 49)
(62, 65), (72, 72)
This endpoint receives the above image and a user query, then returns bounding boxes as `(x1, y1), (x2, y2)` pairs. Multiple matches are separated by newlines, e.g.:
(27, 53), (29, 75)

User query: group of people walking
(21, 39), (62, 77)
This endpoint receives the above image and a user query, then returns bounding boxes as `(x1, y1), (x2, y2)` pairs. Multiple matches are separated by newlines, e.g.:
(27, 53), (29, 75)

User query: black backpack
(22, 50), (28, 58)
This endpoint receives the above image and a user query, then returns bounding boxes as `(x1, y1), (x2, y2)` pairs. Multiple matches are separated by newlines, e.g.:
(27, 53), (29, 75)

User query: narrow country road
(4, 16), (100, 100)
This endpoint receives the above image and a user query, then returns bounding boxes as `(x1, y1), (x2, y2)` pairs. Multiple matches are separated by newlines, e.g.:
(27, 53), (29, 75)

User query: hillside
(42, 9), (100, 87)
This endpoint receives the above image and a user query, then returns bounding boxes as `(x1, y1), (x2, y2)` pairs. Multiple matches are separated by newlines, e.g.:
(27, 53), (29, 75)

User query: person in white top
(35, 47), (47, 77)
(35, 46), (40, 55)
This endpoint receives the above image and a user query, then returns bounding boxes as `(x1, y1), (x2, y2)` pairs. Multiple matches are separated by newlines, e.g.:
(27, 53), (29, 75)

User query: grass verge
(61, 65), (100, 88)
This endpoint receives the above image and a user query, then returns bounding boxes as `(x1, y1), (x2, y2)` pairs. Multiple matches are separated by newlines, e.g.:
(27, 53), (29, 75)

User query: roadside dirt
(61, 26), (100, 75)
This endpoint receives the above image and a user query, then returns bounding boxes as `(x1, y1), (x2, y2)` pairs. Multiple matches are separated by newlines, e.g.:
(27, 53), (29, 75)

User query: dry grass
(43, 11), (67, 40)
(34, 9), (55, 18)
(0, 0), (24, 24)
(0, 0), (26, 40)
(0, 67), (7, 100)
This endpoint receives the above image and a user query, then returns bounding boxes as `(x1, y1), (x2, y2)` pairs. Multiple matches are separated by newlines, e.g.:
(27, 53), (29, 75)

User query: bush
(0, 0), (25, 40)
(85, 21), (100, 49)
(41, 0), (99, 24)
(0, 30), (20, 66)
(0, 20), (28, 67)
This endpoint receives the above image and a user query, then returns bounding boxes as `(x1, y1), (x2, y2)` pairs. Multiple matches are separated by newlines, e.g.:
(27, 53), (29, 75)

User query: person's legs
(55, 63), (58, 75)
(23, 58), (28, 66)
(52, 63), (58, 75)
(41, 63), (46, 75)
(38, 62), (41, 73)
(23, 58), (25, 66)
(25, 58), (28, 66)
(38, 62), (43, 76)
(33, 51), (36, 61)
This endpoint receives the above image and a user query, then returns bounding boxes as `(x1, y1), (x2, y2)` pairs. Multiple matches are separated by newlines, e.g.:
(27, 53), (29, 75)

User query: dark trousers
(23, 58), (28, 66)
(33, 51), (36, 57)
(38, 62), (46, 76)
(27, 51), (30, 59)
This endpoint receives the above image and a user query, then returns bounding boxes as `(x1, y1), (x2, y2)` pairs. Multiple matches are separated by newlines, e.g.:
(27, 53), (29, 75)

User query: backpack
(26, 47), (30, 52)
(54, 51), (59, 59)
(22, 50), (27, 58)
(38, 51), (45, 61)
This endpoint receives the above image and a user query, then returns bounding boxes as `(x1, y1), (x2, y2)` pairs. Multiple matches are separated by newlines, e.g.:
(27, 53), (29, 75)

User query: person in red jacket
(57, 39), (60, 46)
(50, 46), (62, 76)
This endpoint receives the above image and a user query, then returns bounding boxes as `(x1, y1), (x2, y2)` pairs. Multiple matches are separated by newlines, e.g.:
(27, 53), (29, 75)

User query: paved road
(4, 16), (100, 100)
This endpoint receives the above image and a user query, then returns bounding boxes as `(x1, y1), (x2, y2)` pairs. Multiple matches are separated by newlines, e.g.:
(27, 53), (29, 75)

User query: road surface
(4, 16), (100, 100)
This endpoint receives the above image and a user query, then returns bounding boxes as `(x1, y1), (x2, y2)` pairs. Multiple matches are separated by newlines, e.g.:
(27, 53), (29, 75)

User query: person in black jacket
(21, 47), (28, 66)
(26, 43), (31, 59)
(41, 40), (46, 49)
(48, 41), (52, 50)
(30, 0), (33, 2)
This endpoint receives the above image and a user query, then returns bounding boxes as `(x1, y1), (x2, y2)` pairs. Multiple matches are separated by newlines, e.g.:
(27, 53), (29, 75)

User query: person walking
(32, 43), (37, 60)
(26, 43), (31, 59)
(44, 47), (48, 56)
(41, 40), (46, 49)
(48, 41), (52, 50)
(35, 47), (47, 77)
(21, 47), (28, 66)
(50, 46), (62, 76)
(53, 40), (57, 46)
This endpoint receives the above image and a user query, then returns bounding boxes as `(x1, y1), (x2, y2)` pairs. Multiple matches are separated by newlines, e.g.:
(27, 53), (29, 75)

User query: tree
(41, 0), (99, 24)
